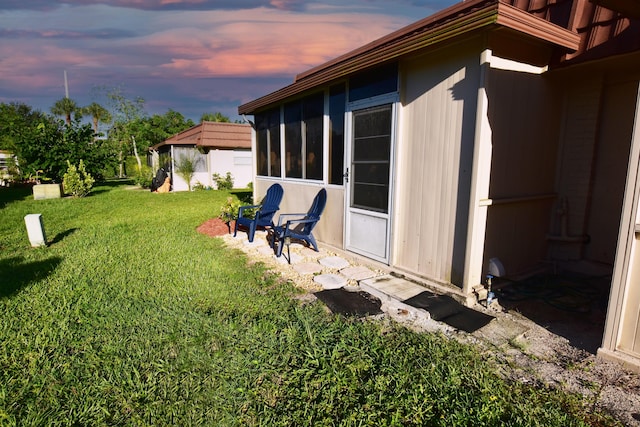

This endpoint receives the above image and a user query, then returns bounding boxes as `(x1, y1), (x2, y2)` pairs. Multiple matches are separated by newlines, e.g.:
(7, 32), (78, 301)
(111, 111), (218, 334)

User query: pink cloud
(0, 2), (422, 119)
(143, 9), (408, 78)
(1, 0), (306, 12)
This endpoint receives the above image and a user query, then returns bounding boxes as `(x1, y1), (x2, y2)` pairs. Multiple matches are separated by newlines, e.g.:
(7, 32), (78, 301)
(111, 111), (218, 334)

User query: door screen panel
(351, 105), (392, 213)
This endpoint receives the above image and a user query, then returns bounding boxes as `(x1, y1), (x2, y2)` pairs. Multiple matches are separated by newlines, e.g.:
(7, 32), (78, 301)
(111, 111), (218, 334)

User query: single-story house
(238, 0), (640, 370)
(149, 121), (252, 191)
(0, 150), (17, 186)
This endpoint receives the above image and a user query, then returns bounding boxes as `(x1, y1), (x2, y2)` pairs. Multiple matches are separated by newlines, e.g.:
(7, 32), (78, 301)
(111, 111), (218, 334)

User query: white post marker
(24, 214), (47, 247)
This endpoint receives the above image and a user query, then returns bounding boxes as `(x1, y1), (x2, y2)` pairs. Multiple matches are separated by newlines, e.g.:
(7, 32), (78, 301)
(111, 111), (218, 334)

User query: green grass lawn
(0, 182), (620, 426)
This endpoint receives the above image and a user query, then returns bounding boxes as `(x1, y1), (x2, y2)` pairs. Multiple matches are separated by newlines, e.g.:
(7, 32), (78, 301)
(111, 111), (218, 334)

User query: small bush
(62, 160), (94, 197)
(134, 164), (153, 189)
(213, 172), (234, 190)
(218, 196), (242, 223)
(192, 182), (212, 191)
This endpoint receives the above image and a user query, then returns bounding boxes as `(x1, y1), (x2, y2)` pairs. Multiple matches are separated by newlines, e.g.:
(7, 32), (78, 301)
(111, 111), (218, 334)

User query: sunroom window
(255, 108), (281, 177)
(349, 62), (398, 102)
(284, 92), (324, 180)
(329, 84), (346, 185)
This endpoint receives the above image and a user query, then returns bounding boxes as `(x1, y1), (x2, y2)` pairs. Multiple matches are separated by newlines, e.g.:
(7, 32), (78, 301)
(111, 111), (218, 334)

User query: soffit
(590, 0), (640, 18)
(550, 48), (640, 78)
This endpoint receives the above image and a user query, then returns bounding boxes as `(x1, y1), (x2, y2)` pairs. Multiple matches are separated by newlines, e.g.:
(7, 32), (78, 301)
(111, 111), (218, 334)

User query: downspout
(242, 115), (258, 202)
(170, 145), (175, 190)
(462, 48), (493, 296)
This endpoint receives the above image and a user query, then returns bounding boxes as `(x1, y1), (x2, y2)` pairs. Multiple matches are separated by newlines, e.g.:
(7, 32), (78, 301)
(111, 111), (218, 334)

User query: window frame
(255, 107), (282, 178)
(283, 91), (325, 181)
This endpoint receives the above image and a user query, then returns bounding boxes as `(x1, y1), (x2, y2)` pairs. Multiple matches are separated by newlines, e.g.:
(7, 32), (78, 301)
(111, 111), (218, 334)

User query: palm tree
(174, 152), (202, 191)
(82, 102), (112, 133)
(51, 97), (80, 125)
(200, 112), (230, 123)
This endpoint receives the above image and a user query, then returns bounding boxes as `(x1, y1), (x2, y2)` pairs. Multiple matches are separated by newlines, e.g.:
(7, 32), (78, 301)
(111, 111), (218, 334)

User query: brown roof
(238, 0), (638, 115)
(151, 121), (251, 150)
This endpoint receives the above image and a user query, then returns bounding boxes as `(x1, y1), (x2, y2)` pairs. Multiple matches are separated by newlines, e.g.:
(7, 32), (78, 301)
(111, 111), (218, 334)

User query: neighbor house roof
(151, 121), (251, 151)
(238, 0), (639, 115)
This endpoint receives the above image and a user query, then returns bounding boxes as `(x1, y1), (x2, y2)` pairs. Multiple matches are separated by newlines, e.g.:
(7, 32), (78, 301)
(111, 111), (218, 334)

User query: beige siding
(482, 68), (561, 277)
(255, 179), (344, 249)
(585, 81), (638, 265)
(620, 235), (640, 355)
(604, 80), (640, 360)
(394, 46), (480, 286)
(550, 78), (604, 260)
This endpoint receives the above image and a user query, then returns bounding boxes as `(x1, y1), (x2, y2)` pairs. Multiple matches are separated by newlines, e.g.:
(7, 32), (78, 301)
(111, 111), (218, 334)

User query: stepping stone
(274, 252), (304, 265)
(301, 247), (322, 257)
(314, 273), (348, 290)
(294, 262), (323, 275)
(243, 238), (265, 247)
(257, 246), (275, 256)
(361, 275), (425, 301)
(340, 266), (375, 281)
(319, 256), (350, 270)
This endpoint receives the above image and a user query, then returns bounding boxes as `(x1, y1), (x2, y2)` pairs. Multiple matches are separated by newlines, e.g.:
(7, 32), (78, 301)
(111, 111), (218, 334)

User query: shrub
(134, 164), (153, 189)
(218, 196), (242, 224)
(192, 182), (211, 191)
(213, 172), (234, 190)
(62, 160), (95, 197)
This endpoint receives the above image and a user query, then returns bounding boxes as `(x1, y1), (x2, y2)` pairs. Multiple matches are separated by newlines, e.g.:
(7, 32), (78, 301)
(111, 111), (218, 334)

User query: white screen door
(345, 103), (395, 263)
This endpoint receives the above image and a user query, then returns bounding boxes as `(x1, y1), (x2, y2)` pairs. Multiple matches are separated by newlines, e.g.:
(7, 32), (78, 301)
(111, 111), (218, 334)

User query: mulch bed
(196, 218), (233, 237)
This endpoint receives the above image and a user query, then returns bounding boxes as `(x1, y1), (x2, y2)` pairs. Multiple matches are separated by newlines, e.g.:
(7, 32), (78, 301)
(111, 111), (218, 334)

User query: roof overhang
(590, 0), (640, 18)
(150, 122), (251, 151)
(238, 0), (580, 115)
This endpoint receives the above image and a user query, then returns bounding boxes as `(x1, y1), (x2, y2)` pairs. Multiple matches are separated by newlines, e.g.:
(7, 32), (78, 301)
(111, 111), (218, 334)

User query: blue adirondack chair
(234, 183), (284, 242)
(271, 188), (327, 263)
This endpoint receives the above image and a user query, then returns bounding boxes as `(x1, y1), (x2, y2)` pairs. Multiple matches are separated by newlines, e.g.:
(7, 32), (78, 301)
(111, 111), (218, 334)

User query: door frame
(602, 81), (640, 362)
(344, 93), (399, 264)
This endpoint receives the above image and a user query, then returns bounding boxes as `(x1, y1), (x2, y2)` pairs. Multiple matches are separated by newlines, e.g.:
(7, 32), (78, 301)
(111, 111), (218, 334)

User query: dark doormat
(403, 291), (494, 333)
(314, 288), (383, 317)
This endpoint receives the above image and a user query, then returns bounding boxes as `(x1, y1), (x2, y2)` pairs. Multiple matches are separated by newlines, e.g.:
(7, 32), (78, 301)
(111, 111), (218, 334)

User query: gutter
(238, 0), (579, 115)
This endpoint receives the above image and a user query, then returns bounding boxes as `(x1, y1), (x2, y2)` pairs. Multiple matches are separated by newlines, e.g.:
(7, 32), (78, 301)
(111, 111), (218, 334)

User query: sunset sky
(0, 0), (458, 122)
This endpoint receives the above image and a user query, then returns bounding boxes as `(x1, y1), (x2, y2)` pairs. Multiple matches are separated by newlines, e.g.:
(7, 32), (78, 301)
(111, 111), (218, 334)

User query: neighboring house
(0, 150), (17, 186)
(149, 121), (252, 191)
(238, 0), (640, 369)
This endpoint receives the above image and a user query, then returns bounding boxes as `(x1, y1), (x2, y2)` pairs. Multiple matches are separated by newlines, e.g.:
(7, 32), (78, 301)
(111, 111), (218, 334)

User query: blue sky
(0, 0), (458, 122)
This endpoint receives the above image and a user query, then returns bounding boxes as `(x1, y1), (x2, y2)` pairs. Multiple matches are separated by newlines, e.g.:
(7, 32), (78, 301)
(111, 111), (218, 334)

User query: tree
(82, 102), (111, 134)
(132, 110), (195, 149)
(0, 102), (46, 152)
(200, 112), (230, 123)
(51, 97), (81, 125)
(106, 87), (147, 178)
(13, 116), (113, 182)
(174, 151), (202, 191)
